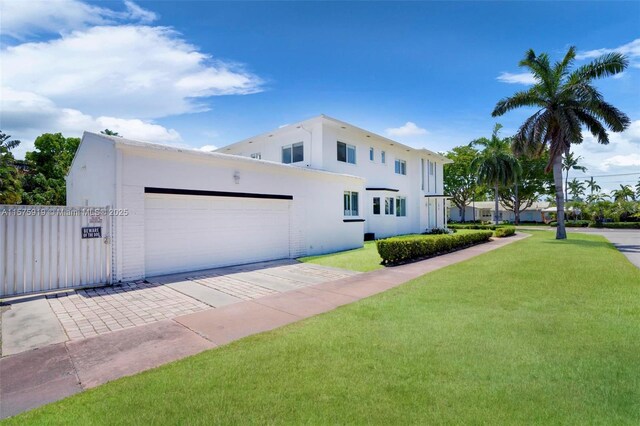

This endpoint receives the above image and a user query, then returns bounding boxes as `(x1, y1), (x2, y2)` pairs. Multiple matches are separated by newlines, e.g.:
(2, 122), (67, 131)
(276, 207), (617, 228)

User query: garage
(144, 189), (292, 277)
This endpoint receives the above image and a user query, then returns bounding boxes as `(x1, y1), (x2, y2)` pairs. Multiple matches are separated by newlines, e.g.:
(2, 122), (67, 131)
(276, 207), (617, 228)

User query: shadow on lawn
(541, 237), (618, 251)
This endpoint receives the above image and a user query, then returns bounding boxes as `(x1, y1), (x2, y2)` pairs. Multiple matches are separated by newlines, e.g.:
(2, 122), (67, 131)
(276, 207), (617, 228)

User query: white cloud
(602, 154), (640, 170)
(197, 145), (218, 152)
(496, 72), (536, 85)
(575, 38), (640, 60)
(0, 0), (157, 39)
(385, 122), (428, 137)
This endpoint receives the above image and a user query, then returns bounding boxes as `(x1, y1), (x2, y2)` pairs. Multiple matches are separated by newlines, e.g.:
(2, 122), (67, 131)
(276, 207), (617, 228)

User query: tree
(0, 131), (23, 204)
(562, 152), (587, 202)
(586, 176), (601, 195)
(492, 46), (630, 239)
(610, 184), (635, 202)
(21, 133), (80, 205)
(567, 178), (586, 201)
(100, 129), (121, 137)
(444, 145), (481, 222)
(635, 178), (640, 200)
(470, 124), (521, 225)
(499, 150), (552, 224)
(586, 192), (609, 204)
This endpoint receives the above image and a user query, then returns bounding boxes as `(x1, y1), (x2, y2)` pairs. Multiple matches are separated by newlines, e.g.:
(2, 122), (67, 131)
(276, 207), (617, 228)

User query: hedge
(448, 224), (508, 230)
(592, 222), (640, 229)
(494, 227), (516, 238)
(549, 220), (590, 227)
(376, 231), (493, 265)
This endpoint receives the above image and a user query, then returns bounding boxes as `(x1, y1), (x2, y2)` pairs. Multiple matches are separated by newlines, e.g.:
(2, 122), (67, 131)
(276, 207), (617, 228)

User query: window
(369, 147), (374, 161)
(396, 197), (407, 217)
(385, 197), (394, 215)
(282, 142), (303, 164)
(250, 152), (261, 159)
(381, 151), (386, 164)
(395, 159), (407, 175)
(344, 191), (359, 216)
(429, 160), (435, 175)
(373, 197), (381, 215)
(337, 141), (356, 164)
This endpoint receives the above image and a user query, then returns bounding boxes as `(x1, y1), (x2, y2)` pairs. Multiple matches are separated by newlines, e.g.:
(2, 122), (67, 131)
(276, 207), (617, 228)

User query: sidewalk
(0, 233), (529, 419)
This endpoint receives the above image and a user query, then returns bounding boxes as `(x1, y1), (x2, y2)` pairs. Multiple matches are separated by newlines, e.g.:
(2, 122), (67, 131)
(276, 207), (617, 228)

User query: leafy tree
(471, 124), (521, 225)
(499, 150), (552, 224)
(100, 129), (121, 137)
(0, 131), (23, 204)
(444, 145), (482, 222)
(21, 133), (80, 205)
(610, 184), (635, 202)
(586, 176), (601, 195)
(562, 152), (587, 202)
(492, 46), (630, 239)
(568, 178), (586, 201)
(635, 178), (640, 200)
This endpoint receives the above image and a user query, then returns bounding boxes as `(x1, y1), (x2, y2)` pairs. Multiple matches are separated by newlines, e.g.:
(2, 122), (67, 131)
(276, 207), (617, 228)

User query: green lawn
(8, 231), (640, 425)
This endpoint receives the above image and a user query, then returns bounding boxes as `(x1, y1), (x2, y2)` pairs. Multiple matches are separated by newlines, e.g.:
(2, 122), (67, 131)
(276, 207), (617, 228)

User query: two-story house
(217, 115), (451, 239)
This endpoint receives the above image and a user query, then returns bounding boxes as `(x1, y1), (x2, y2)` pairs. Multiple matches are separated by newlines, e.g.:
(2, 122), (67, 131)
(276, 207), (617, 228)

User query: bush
(593, 222), (640, 229)
(494, 227), (516, 238)
(376, 231), (493, 265)
(424, 227), (451, 235)
(549, 220), (590, 227)
(448, 224), (506, 230)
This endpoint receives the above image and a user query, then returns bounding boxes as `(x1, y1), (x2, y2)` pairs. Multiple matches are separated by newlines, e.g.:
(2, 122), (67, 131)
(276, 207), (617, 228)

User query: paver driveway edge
(0, 233), (528, 420)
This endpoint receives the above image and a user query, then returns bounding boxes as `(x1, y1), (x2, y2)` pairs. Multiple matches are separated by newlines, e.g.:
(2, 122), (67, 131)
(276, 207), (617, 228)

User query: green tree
(562, 152), (587, 202)
(610, 184), (635, 202)
(100, 129), (121, 137)
(499, 150), (552, 224)
(635, 178), (640, 200)
(444, 145), (482, 222)
(567, 178), (586, 201)
(471, 124), (521, 225)
(0, 131), (23, 204)
(21, 133), (80, 205)
(492, 46), (630, 239)
(586, 176), (601, 195)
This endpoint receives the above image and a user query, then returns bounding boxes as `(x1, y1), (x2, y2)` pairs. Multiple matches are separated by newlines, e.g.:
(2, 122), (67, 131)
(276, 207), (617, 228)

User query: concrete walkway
(0, 234), (528, 419)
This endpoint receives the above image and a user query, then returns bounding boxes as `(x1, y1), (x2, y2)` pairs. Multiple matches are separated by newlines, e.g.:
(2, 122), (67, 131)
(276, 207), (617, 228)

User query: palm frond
(570, 52), (628, 81)
(492, 88), (546, 117)
(572, 109), (610, 145)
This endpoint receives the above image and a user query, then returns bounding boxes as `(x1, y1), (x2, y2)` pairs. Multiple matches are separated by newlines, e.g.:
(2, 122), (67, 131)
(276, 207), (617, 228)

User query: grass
(7, 231), (640, 424)
(299, 230), (483, 272)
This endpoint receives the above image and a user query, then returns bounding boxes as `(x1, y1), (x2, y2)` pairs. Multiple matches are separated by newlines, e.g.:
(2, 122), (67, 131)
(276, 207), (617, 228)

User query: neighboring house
(448, 201), (551, 223)
(217, 115), (452, 239)
(67, 131), (364, 282)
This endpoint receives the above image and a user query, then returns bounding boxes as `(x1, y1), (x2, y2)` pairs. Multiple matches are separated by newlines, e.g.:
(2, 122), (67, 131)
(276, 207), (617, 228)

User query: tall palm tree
(562, 152), (587, 202)
(567, 178), (586, 201)
(611, 184), (635, 202)
(635, 178), (640, 200)
(586, 192), (609, 204)
(586, 176), (601, 195)
(470, 124), (521, 225)
(492, 46), (630, 239)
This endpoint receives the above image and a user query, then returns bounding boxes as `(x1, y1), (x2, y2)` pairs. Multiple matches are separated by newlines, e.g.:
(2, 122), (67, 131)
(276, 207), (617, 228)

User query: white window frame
(250, 152), (262, 159)
(344, 191), (359, 216)
(395, 159), (407, 175)
(373, 197), (381, 215)
(337, 141), (357, 165)
(384, 197), (394, 215)
(369, 147), (374, 162)
(381, 151), (386, 164)
(429, 160), (435, 175)
(282, 142), (304, 164)
(396, 196), (407, 217)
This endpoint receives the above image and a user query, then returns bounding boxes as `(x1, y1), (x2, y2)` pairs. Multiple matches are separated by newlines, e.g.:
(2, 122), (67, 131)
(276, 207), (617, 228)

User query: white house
(67, 115), (450, 283)
(449, 201), (551, 223)
(217, 115), (452, 239)
(67, 131), (364, 282)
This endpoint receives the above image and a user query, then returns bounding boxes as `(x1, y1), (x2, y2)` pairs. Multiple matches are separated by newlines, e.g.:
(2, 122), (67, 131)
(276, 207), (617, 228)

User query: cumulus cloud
(575, 38), (640, 61)
(496, 72), (536, 85)
(197, 145), (219, 152)
(0, 0), (158, 38)
(385, 122), (428, 138)
(572, 120), (640, 175)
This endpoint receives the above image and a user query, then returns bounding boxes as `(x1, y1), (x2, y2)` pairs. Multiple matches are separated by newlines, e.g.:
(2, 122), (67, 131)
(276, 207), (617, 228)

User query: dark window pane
(337, 142), (346, 162)
(292, 143), (304, 162)
(373, 197), (380, 215)
(351, 192), (358, 216)
(282, 147), (292, 164)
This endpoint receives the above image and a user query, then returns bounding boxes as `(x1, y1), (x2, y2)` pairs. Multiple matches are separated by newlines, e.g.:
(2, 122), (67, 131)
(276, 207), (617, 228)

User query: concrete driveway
(1, 260), (359, 357)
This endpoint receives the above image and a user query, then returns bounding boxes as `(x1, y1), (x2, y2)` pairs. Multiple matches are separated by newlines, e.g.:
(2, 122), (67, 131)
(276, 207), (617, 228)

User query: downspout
(299, 124), (312, 168)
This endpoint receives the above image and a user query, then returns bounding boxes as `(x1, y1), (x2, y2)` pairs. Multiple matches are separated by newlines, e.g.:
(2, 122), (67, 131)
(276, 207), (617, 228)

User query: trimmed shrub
(594, 222), (640, 229)
(424, 227), (451, 235)
(376, 231), (493, 265)
(549, 220), (590, 227)
(494, 227), (516, 238)
(448, 224), (506, 230)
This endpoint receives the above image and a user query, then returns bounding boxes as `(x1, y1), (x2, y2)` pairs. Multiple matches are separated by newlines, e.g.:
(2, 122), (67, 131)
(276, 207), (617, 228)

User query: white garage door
(144, 193), (291, 277)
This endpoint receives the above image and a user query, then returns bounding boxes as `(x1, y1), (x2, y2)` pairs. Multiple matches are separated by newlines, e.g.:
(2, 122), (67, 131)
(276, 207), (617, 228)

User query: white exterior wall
(66, 133), (117, 207)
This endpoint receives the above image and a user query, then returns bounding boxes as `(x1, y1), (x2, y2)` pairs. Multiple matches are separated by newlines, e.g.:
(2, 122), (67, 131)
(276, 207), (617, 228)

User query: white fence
(0, 206), (112, 298)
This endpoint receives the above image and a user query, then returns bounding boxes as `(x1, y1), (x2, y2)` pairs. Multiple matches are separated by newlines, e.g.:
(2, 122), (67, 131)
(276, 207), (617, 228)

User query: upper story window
(373, 197), (381, 215)
(396, 197), (407, 217)
(381, 151), (386, 164)
(385, 197), (394, 215)
(369, 147), (374, 161)
(282, 142), (303, 164)
(250, 152), (261, 160)
(337, 141), (356, 164)
(344, 191), (359, 216)
(429, 160), (435, 175)
(395, 159), (407, 175)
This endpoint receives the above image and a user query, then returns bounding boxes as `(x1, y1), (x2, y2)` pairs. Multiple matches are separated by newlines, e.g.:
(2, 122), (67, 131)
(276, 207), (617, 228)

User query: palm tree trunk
(514, 182), (520, 225)
(564, 168), (569, 203)
(494, 185), (499, 225)
(461, 205), (466, 222)
(553, 155), (567, 239)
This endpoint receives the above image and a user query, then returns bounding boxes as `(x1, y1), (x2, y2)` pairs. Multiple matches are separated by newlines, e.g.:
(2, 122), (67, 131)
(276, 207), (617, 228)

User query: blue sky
(1, 0), (639, 188)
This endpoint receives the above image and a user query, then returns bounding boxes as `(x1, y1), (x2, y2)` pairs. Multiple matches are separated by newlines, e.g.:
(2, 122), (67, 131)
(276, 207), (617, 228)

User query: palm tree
(635, 178), (640, 200)
(470, 124), (521, 225)
(100, 129), (121, 137)
(492, 46), (630, 239)
(586, 192), (609, 204)
(611, 184), (635, 202)
(562, 152), (587, 201)
(567, 178), (586, 201)
(586, 176), (601, 195)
